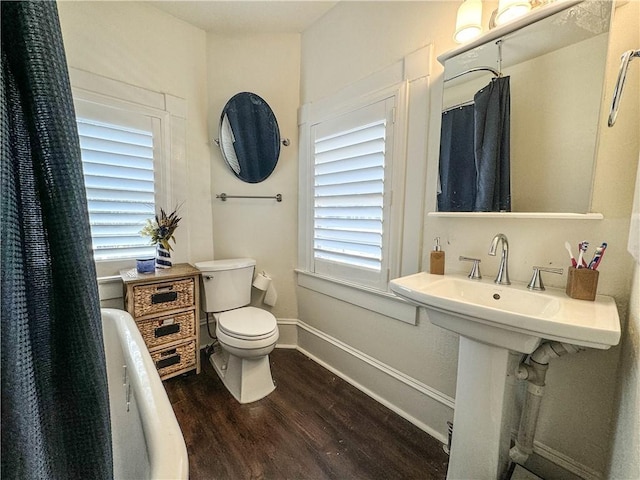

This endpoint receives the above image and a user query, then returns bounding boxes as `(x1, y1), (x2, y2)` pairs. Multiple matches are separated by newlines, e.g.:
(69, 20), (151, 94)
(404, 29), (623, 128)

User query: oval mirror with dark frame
(438, 0), (612, 214)
(218, 92), (281, 183)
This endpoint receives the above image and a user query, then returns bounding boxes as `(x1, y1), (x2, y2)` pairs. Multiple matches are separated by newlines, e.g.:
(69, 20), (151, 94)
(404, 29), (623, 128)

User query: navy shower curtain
(438, 104), (476, 212)
(438, 76), (511, 212)
(474, 76), (511, 212)
(1, 2), (113, 479)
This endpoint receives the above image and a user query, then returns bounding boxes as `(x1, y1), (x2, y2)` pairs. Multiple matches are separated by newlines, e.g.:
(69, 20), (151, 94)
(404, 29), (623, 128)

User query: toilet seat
(216, 306), (277, 340)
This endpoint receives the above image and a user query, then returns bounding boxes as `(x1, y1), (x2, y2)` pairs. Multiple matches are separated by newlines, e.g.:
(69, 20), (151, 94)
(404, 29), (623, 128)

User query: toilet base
(209, 347), (276, 404)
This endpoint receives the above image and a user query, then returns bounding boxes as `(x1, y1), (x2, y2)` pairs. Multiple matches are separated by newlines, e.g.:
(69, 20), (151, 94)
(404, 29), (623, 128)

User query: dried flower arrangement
(140, 206), (182, 251)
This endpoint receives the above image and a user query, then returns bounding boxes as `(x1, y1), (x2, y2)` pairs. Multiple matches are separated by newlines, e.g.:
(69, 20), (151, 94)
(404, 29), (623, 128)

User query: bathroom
(3, 0), (638, 479)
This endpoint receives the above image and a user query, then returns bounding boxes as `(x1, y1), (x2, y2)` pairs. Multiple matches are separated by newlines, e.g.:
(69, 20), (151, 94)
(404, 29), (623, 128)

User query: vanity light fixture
(454, 0), (483, 44)
(494, 0), (532, 26)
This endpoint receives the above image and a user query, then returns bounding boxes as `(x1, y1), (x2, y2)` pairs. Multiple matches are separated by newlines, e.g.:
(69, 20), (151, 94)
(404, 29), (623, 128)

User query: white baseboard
(296, 320), (455, 410)
(531, 439), (602, 480)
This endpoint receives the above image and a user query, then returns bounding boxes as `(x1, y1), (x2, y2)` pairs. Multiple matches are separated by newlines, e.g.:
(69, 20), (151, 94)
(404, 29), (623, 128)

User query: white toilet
(195, 258), (279, 404)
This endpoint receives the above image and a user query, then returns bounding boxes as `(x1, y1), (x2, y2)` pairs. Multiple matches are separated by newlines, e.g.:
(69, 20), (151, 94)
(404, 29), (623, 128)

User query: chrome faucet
(488, 233), (510, 285)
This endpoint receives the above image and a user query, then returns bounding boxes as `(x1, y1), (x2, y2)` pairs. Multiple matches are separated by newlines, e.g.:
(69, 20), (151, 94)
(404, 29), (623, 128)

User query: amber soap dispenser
(430, 237), (445, 275)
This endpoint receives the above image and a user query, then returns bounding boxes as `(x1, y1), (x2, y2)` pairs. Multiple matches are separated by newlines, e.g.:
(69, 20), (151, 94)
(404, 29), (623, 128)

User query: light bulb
(454, 0), (483, 44)
(494, 0), (531, 26)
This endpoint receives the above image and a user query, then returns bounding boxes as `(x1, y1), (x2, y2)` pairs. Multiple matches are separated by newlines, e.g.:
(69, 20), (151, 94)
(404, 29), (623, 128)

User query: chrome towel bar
(216, 193), (282, 202)
(608, 49), (640, 127)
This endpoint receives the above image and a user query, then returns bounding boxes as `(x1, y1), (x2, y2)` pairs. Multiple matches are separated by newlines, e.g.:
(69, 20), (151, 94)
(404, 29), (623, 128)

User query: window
(297, 48), (432, 324)
(76, 110), (159, 261)
(69, 68), (186, 276)
(311, 98), (396, 290)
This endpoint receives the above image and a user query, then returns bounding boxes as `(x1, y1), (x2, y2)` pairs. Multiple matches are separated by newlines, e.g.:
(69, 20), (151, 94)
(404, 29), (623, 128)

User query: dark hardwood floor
(164, 348), (449, 480)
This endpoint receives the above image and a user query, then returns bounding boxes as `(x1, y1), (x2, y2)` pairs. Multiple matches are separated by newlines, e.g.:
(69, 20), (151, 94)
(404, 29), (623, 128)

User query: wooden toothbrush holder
(566, 266), (599, 301)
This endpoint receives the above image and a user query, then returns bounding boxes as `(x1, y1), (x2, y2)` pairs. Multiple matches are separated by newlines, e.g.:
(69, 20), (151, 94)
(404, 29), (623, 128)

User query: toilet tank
(195, 258), (256, 313)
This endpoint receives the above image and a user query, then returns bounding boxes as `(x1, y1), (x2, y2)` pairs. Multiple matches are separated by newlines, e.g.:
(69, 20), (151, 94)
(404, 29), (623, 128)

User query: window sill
(295, 269), (418, 325)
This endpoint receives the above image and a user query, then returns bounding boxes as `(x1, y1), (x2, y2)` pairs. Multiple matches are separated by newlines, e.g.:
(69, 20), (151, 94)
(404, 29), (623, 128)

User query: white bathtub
(101, 308), (188, 479)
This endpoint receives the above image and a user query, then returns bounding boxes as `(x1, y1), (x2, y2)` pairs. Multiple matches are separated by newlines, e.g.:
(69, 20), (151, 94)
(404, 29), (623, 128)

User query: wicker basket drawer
(137, 311), (195, 349)
(133, 278), (195, 317)
(151, 340), (197, 378)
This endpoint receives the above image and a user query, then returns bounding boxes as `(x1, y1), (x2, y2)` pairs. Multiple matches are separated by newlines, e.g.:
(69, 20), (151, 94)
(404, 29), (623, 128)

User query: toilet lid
(217, 307), (277, 339)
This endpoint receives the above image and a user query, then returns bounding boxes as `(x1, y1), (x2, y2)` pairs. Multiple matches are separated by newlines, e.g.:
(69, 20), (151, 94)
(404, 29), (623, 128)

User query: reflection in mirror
(440, 73), (511, 212)
(219, 92), (281, 183)
(439, 1), (612, 213)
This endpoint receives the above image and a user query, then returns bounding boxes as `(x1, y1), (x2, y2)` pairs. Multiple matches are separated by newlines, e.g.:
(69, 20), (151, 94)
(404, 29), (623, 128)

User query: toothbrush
(564, 241), (577, 267)
(588, 242), (607, 270)
(576, 241), (589, 269)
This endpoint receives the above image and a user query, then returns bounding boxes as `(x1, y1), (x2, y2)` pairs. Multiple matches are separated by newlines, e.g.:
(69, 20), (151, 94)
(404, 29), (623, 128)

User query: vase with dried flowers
(140, 206), (181, 269)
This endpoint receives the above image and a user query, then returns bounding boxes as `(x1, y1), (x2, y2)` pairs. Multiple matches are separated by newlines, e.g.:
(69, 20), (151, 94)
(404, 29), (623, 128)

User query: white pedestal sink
(390, 273), (620, 480)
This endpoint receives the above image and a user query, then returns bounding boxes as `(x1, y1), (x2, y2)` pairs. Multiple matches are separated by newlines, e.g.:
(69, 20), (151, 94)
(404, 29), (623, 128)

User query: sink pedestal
(447, 337), (522, 480)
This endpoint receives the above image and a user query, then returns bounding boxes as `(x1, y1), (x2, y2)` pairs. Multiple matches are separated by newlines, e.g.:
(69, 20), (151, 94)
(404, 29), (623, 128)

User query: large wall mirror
(438, 0), (612, 213)
(218, 92), (281, 183)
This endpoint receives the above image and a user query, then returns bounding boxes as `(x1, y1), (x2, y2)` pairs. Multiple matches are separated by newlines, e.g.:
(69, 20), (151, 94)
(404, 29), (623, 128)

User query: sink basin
(390, 273), (620, 353)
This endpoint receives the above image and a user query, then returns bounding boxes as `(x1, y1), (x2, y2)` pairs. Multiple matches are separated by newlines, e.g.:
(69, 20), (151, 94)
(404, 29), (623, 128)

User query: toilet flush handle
(204, 275), (213, 280)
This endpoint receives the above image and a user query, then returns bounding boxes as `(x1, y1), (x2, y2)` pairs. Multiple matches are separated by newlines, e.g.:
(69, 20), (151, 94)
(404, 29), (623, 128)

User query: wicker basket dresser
(120, 263), (201, 380)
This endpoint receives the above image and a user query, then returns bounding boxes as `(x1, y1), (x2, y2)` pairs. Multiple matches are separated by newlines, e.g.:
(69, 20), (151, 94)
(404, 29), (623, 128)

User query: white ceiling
(148, 1), (338, 34)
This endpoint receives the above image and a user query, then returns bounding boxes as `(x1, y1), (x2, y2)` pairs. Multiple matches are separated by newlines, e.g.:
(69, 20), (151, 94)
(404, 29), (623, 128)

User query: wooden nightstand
(120, 263), (201, 380)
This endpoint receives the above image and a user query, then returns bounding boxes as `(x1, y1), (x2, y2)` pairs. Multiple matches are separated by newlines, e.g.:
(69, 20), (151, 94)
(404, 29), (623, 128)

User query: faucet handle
(459, 256), (482, 280)
(527, 266), (563, 291)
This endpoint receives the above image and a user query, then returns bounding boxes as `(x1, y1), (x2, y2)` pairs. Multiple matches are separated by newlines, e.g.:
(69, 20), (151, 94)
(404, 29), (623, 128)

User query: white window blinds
(311, 98), (394, 288)
(77, 115), (157, 261)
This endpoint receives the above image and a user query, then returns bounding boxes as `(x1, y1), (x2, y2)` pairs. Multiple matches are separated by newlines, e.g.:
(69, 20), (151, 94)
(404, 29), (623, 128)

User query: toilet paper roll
(264, 283), (277, 307)
(252, 271), (271, 291)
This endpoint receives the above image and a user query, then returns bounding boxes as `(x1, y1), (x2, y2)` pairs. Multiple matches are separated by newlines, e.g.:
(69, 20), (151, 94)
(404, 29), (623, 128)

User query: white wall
(58, 1), (214, 276)
(299, 1), (639, 478)
(608, 264), (640, 479)
(206, 33), (301, 326)
(607, 3), (640, 475)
